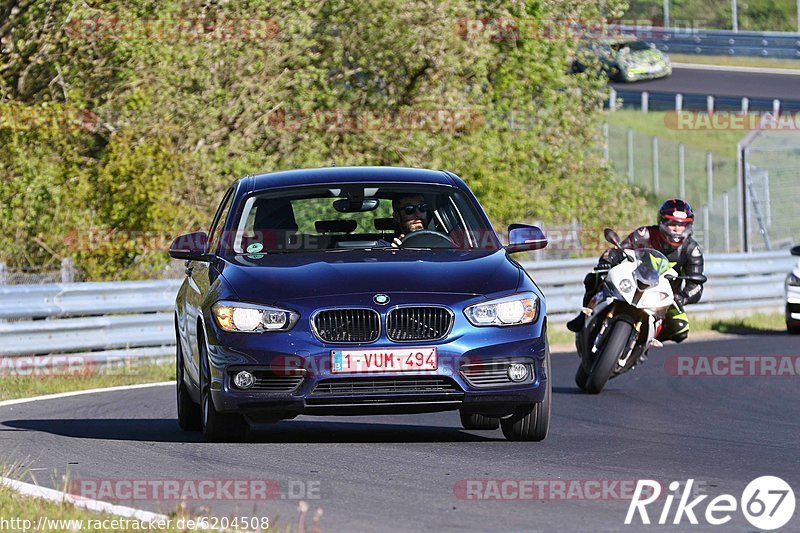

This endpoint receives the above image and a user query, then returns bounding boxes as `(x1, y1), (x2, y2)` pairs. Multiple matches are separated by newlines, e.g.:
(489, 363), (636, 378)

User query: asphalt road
(612, 65), (800, 101)
(1, 334), (798, 532)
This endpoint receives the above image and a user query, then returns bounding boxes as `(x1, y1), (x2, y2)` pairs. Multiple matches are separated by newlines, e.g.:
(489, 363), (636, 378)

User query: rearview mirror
(505, 224), (547, 253)
(791, 245), (800, 256)
(604, 228), (621, 248)
(333, 198), (379, 212)
(169, 231), (212, 261)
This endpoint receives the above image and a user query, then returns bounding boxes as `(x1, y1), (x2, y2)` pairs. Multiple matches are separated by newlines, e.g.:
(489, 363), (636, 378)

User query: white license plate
(331, 347), (437, 374)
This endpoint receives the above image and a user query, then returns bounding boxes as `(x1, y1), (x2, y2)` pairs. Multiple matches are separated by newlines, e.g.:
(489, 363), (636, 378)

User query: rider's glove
(597, 248), (623, 270)
(674, 293), (687, 308)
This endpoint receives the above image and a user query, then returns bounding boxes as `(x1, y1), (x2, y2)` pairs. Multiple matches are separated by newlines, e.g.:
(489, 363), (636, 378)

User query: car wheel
(788, 323), (800, 335)
(176, 324), (201, 431)
(459, 410), (500, 430)
(199, 335), (248, 442)
(501, 344), (551, 442)
(584, 320), (633, 394)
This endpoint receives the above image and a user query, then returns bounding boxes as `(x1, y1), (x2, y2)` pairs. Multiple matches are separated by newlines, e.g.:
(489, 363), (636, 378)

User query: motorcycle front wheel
(580, 320), (634, 394)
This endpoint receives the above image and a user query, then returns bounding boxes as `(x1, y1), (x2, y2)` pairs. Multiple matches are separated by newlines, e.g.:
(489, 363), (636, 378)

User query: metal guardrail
(611, 90), (800, 114)
(0, 251), (794, 360)
(525, 250), (796, 321)
(620, 26), (800, 59)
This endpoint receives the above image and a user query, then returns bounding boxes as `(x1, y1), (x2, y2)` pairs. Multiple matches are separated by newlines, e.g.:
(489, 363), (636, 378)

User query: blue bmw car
(169, 167), (551, 442)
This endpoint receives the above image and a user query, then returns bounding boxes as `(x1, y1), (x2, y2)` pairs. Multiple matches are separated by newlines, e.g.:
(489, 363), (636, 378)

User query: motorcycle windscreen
(632, 248), (670, 288)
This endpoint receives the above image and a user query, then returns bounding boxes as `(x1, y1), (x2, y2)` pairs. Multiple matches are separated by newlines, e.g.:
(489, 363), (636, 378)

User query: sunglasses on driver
(398, 202), (428, 215)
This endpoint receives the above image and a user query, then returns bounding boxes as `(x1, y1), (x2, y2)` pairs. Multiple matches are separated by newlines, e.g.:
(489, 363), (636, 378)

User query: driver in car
(386, 194), (429, 247)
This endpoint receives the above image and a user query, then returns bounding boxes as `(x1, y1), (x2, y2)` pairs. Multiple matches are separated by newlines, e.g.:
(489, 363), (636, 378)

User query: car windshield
(227, 184), (499, 254)
(632, 248), (670, 287)
(614, 40), (650, 52)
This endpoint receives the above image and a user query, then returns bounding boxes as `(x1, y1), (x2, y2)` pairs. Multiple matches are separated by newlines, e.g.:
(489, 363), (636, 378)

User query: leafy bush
(0, 0), (647, 280)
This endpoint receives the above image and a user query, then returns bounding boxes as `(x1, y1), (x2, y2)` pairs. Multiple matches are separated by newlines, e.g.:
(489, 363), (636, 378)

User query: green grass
(694, 311), (787, 334)
(0, 480), (147, 533)
(669, 54), (800, 71)
(549, 312), (787, 347)
(0, 360), (173, 402)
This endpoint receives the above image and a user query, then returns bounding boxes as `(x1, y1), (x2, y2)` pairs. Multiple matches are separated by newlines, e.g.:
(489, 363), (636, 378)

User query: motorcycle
(574, 229), (706, 394)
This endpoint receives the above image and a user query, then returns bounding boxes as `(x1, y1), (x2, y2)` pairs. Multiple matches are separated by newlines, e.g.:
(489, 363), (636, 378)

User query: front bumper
(205, 327), (548, 422)
(622, 63), (671, 81)
(786, 283), (800, 325)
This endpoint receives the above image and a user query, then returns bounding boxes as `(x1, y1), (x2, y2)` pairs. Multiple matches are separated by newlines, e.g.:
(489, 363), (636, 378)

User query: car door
(184, 187), (235, 387)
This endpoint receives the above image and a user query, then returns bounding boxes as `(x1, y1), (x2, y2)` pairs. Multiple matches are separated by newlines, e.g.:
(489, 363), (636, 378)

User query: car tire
(584, 320), (633, 394)
(501, 344), (551, 442)
(199, 335), (248, 443)
(176, 328), (202, 432)
(459, 410), (500, 430)
(788, 323), (800, 335)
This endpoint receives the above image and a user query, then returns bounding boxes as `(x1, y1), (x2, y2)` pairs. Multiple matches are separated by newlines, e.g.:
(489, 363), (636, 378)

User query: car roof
(246, 166), (457, 192)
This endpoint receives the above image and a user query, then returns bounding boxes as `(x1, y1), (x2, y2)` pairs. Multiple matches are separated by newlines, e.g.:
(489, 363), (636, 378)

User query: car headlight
(212, 301), (299, 333)
(464, 293), (539, 327)
(638, 291), (671, 308)
(788, 272), (800, 287)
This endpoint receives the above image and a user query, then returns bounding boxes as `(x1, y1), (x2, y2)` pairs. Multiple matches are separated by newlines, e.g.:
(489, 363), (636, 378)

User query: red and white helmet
(658, 198), (694, 246)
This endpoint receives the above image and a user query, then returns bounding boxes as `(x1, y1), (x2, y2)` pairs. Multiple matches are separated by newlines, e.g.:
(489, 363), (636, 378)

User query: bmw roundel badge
(373, 294), (390, 305)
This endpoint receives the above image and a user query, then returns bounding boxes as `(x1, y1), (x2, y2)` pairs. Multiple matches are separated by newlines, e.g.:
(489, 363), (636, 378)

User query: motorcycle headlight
(464, 293), (539, 327)
(638, 291), (671, 308)
(212, 301), (299, 333)
(788, 272), (800, 287)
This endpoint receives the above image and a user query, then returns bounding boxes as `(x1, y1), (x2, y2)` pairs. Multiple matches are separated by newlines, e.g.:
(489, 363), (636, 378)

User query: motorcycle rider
(566, 199), (705, 343)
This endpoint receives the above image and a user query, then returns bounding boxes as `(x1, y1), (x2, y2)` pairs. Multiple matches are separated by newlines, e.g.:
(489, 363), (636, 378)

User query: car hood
(624, 49), (665, 64)
(217, 249), (521, 303)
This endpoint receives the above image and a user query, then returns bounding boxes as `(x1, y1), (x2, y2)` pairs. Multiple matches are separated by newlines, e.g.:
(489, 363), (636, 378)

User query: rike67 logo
(626, 477), (795, 530)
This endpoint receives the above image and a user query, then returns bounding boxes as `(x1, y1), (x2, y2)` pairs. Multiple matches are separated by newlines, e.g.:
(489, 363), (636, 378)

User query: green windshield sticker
(246, 243), (263, 253)
(648, 252), (669, 275)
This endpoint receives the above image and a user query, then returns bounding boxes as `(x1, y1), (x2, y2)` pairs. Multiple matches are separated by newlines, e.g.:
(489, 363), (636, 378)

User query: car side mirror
(505, 224), (547, 253)
(169, 231), (212, 261)
(791, 245), (800, 256)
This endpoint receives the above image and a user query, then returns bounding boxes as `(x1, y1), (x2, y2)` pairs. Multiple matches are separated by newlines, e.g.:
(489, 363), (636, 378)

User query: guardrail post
(732, 0), (739, 32)
(706, 152), (713, 210)
(652, 136), (660, 195)
(706, 95), (714, 114)
(627, 128), (634, 185)
(0, 263), (6, 285)
(723, 192), (731, 253)
(642, 91), (649, 113)
(603, 123), (609, 160)
(741, 97), (749, 114)
(675, 93), (683, 112)
(61, 257), (74, 283)
(772, 99), (781, 116)
(609, 88), (617, 111)
(679, 143), (685, 197)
